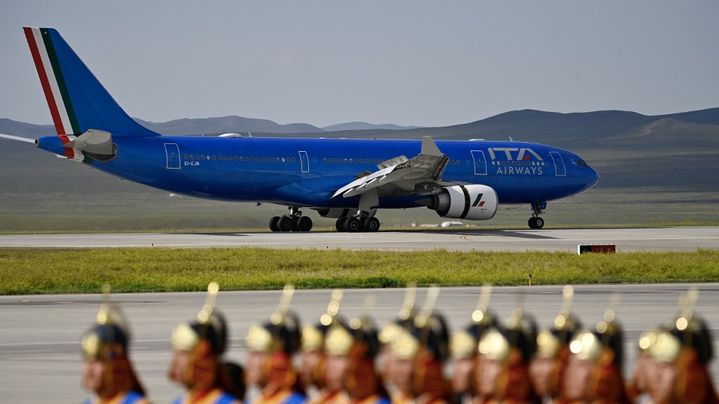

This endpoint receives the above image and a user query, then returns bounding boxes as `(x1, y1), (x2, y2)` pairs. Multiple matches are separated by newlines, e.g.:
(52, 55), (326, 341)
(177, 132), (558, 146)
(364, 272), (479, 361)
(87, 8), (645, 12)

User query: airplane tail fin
(22, 27), (159, 146)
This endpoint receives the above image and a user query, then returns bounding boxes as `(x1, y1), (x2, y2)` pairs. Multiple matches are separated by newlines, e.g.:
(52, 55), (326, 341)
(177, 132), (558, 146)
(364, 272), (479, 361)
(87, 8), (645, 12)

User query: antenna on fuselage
(509, 136), (514, 141)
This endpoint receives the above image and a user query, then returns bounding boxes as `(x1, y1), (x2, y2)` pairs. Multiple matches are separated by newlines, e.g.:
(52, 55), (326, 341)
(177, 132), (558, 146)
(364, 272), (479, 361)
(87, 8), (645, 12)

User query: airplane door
(550, 151), (566, 176)
(299, 150), (309, 173)
(471, 150), (488, 175)
(164, 143), (181, 169)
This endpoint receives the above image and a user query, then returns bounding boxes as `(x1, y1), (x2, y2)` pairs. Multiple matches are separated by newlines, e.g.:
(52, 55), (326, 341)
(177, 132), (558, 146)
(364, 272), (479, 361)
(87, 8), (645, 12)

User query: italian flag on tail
(23, 27), (79, 158)
(22, 27), (159, 161)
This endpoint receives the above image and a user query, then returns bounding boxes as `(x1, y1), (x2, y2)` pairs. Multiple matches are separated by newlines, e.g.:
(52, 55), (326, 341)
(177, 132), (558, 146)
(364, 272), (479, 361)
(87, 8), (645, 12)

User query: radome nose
(587, 166), (600, 189)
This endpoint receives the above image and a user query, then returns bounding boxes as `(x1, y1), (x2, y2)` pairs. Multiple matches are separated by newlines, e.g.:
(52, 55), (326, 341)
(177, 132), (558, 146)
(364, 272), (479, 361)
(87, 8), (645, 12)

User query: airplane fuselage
(37, 135), (599, 210)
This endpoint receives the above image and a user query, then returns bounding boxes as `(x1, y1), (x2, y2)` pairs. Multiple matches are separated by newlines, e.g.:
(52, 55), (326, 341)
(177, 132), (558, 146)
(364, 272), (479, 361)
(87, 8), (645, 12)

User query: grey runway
(1, 284), (718, 402)
(1, 226), (718, 251)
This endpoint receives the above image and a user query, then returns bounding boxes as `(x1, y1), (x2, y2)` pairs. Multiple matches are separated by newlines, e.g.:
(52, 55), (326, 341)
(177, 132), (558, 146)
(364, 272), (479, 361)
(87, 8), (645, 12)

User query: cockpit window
(575, 159), (588, 167)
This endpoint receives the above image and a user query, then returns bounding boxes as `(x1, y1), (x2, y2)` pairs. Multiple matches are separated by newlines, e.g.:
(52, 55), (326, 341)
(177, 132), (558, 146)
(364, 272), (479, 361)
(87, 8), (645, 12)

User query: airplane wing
(0, 133), (36, 144)
(332, 136), (450, 199)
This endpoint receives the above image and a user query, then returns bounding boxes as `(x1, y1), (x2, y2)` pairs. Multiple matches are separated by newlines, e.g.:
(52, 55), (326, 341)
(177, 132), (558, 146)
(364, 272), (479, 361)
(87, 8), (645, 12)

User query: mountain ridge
(3, 107), (718, 141)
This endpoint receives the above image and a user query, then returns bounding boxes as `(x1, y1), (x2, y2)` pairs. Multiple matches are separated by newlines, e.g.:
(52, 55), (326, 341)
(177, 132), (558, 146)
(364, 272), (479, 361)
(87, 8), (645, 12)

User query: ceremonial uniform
(323, 311), (390, 404)
(626, 329), (658, 403)
(473, 309), (540, 404)
(449, 285), (497, 404)
(389, 286), (451, 404)
(377, 285), (418, 401)
(529, 286), (581, 403)
(246, 285), (306, 404)
(169, 282), (242, 404)
(558, 304), (629, 404)
(643, 289), (719, 404)
(80, 286), (148, 404)
(302, 290), (349, 404)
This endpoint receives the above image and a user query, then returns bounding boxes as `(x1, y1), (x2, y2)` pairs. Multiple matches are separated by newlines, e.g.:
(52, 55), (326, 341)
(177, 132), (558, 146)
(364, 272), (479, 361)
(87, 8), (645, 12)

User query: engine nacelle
(429, 184), (498, 220)
(314, 208), (351, 218)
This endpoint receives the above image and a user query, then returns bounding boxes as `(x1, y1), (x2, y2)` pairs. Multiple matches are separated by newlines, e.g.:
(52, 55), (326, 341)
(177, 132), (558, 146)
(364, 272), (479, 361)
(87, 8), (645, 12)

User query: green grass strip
(1, 248), (717, 295)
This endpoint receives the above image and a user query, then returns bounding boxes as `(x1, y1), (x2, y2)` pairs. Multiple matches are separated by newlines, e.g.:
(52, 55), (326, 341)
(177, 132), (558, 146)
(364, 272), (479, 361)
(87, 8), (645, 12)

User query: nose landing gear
(528, 202), (546, 229)
(269, 206), (313, 232)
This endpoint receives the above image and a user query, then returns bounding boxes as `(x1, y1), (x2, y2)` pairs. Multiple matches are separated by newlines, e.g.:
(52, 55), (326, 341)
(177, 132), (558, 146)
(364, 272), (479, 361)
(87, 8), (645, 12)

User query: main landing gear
(335, 212), (381, 233)
(528, 202), (546, 229)
(269, 206), (312, 232)
(335, 189), (381, 232)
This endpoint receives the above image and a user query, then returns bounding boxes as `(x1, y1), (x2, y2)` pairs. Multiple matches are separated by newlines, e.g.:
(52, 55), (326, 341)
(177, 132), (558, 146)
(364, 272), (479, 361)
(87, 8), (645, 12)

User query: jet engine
(427, 184), (498, 220)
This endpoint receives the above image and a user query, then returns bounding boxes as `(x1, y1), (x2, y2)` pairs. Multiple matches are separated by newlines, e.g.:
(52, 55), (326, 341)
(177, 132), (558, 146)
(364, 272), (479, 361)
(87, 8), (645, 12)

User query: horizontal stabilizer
(0, 133), (36, 144)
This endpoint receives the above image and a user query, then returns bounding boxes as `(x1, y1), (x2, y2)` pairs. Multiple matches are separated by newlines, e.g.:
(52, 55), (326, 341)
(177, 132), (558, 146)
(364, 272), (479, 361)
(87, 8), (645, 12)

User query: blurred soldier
(645, 289), (719, 404)
(449, 285), (497, 404)
(81, 286), (148, 404)
(245, 285), (305, 404)
(299, 289), (344, 402)
(168, 282), (242, 404)
(377, 284), (418, 397)
(473, 308), (539, 404)
(529, 286), (582, 403)
(219, 363), (246, 403)
(390, 286), (451, 404)
(559, 297), (629, 404)
(323, 301), (390, 404)
(626, 329), (659, 403)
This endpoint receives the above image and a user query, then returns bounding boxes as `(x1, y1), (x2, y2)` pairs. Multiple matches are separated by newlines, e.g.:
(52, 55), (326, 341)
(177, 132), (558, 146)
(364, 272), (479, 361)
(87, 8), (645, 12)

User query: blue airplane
(0, 27), (598, 232)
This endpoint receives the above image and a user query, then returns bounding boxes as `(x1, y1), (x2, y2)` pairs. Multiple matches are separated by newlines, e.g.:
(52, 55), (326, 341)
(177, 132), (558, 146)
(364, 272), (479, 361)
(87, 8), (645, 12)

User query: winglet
(421, 136), (443, 156)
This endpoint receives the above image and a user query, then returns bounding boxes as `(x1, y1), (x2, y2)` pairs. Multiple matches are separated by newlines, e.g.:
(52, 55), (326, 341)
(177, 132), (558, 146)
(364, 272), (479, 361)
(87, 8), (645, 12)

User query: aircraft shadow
(186, 232), (250, 237)
(397, 229), (558, 240)
(183, 229), (557, 240)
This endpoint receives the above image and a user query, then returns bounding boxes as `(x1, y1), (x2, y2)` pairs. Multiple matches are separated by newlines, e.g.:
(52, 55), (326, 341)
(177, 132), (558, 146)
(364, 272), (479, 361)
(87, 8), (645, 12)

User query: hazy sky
(2, 0), (718, 127)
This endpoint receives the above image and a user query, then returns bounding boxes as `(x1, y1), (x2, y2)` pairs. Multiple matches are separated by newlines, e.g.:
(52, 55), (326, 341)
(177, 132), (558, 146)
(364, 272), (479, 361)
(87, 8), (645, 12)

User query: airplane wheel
(278, 215), (293, 232)
(364, 217), (380, 232)
(336, 217), (347, 232)
(297, 216), (313, 232)
(269, 216), (280, 232)
(346, 217), (362, 232)
(528, 217), (545, 229)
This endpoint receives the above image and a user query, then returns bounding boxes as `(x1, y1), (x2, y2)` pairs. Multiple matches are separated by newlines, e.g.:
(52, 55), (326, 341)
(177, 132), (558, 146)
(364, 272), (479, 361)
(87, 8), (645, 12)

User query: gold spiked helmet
(478, 307), (538, 364)
(390, 285), (450, 362)
(170, 282), (228, 355)
(568, 293), (623, 366)
(648, 288), (714, 364)
(326, 295), (381, 358)
(451, 284), (497, 360)
(552, 286), (582, 342)
(379, 283), (418, 346)
(536, 285), (582, 359)
(301, 289), (345, 352)
(81, 285), (131, 361)
(246, 285), (301, 355)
